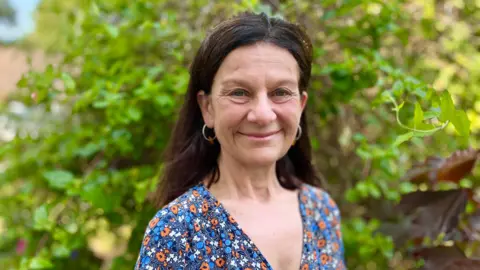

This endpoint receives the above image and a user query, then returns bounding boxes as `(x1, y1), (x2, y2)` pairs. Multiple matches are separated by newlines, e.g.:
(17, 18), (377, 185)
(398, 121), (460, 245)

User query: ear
(197, 90), (215, 128)
(300, 91), (308, 111)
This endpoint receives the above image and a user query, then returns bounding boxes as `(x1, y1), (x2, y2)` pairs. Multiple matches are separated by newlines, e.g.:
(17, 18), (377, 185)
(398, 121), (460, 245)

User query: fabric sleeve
(324, 191), (346, 267)
(134, 209), (187, 270)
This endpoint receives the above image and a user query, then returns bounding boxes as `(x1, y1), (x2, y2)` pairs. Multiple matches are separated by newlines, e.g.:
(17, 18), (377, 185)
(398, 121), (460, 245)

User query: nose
(247, 93), (277, 125)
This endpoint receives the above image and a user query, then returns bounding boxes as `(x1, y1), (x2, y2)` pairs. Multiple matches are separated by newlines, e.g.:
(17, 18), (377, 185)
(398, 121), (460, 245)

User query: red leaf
(403, 156), (445, 183)
(437, 148), (480, 183)
(411, 245), (480, 270)
(396, 189), (468, 241)
(442, 258), (480, 270)
(404, 149), (479, 184)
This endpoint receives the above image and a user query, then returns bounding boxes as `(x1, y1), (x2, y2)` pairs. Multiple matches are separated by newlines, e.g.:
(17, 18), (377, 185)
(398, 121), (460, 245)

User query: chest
(222, 200), (304, 270)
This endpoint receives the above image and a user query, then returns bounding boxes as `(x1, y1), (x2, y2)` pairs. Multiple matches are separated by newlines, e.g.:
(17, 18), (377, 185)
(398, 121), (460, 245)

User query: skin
(197, 42), (308, 270)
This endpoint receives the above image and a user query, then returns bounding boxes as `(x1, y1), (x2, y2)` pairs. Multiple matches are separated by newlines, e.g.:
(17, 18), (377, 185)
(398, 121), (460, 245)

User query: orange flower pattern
(135, 184), (345, 269)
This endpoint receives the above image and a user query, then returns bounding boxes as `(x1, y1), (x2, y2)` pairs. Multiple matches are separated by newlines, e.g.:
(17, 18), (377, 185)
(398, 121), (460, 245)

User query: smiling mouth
(238, 130), (280, 139)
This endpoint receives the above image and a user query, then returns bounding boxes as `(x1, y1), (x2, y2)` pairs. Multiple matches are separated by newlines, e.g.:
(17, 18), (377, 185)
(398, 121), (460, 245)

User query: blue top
(135, 183), (346, 269)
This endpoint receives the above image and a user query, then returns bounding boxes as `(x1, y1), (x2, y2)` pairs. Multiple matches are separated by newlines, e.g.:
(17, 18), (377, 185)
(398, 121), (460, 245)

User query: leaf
(397, 101), (405, 110)
(29, 257), (54, 269)
(80, 176), (121, 212)
(155, 95), (173, 107)
(451, 109), (470, 136)
(52, 243), (70, 258)
(76, 142), (101, 157)
(43, 170), (74, 190)
(127, 107), (142, 121)
(437, 148), (479, 183)
(412, 245), (480, 270)
(424, 108), (440, 119)
(402, 148), (480, 184)
(92, 100), (108, 108)
(61, 73), (76, 90)
(393, 132), (414, 147)
(105, 25), (119, 38)
(396, 189), (468, 241)
(413, 102), (424, 129)
(392, 81), (404, 96)
(33, 205), (53, 231)
(439, 91), (455, 123)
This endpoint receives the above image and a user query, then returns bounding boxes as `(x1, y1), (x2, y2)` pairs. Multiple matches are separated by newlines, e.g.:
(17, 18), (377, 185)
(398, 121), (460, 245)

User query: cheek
(213, 98), (248, 129)
(274, 99), (303, 127)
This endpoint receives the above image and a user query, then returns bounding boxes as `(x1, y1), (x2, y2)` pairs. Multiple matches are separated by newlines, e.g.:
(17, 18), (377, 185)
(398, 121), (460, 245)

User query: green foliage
(342, 218), (394, 269)
(1, 0), (479, 269)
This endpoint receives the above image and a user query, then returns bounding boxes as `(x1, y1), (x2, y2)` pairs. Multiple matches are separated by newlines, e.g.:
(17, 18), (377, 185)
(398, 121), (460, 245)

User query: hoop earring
(202, 124), (216, 144)
(292, 125), (302, 146)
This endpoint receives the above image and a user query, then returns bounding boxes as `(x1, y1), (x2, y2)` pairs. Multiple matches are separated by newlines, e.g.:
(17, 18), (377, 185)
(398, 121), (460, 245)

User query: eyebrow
(221, 78), (251, 87)
(221, 78), (298, 88)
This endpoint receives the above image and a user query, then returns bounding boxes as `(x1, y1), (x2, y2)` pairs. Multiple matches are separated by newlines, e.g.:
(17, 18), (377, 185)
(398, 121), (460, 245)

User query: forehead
(213, 42), (299, 85)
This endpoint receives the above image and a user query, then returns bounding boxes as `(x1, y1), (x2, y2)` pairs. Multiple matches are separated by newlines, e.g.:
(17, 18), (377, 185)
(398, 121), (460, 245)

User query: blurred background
(0, 0), (479, 269)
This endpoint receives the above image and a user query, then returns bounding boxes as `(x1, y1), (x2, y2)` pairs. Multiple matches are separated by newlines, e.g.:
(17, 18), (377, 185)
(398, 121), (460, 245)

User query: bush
(1, 0), (478, 269)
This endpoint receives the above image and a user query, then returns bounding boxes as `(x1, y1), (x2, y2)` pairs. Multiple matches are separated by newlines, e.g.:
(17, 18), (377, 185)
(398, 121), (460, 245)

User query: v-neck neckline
(198, 183), (308, 270)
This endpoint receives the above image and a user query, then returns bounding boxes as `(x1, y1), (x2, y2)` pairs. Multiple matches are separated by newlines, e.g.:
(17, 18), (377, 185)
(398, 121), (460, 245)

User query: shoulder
(300, 183), (341, 216)
(300, 184), (346, 266)
(135, 185), (206, 269)
(300, 184), (342, 236)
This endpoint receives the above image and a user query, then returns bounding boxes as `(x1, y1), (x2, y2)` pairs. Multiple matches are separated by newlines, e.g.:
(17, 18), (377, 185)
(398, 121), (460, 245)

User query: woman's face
(198, 42), (308, 167)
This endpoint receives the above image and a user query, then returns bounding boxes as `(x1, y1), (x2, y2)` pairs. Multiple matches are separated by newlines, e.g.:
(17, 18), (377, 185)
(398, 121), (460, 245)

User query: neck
(208, 152), (283, 203)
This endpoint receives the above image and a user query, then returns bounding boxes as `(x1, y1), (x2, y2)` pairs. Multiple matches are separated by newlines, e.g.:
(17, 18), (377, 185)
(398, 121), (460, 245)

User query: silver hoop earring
(202, 124), (216, 144)
(295, 125), (302, 141)
(292, 125), (302, 146)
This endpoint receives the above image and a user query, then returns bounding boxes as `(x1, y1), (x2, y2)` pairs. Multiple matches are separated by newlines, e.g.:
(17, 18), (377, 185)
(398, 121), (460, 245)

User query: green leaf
(29, 257), (54, 269)
(397, 101), (404, 110)
(399, 182), (416, 194)
(439, 91), (455, 122)
(392, 81), (404, 96)
(61, 73), (76, 90)
(424, 108), (440, 119)
(413, 87), (427, 99)
(451, 109), (470, 136)
(356, 148), (372, 160)
(134, 180), (149, 204)
(322, 10), (336, 20)
(393, 132), (414, 147)
(93, 100), (109, 108)
(106, 25), (119, 38)
(81, 176), (121, 212)
(33, 205), (53, 231)
(52, 243), (71, 258)
(76, 142), (101, 157)
(345, 189), (359, 202)
(127, 107), (142, 121)
(43, 170), (74, 190)
(155, 95), (173, 107)
(368, 183), (382, 199)
(17, 75), (28, 88)
(413, 102), (424, 129)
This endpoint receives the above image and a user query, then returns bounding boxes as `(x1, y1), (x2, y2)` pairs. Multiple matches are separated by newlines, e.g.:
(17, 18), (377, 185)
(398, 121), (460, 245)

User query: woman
(136, 12), (345, 270)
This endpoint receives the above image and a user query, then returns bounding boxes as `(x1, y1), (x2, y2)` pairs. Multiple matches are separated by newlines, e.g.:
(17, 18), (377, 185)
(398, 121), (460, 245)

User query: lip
(238, 130), (281, 140)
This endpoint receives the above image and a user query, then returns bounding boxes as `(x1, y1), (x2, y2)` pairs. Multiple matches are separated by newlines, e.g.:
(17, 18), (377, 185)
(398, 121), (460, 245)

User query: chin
(240, 148), (285, 167)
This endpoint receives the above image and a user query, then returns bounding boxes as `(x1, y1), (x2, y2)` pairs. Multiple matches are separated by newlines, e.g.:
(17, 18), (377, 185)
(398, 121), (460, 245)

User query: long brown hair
(155, 12), (319, 207)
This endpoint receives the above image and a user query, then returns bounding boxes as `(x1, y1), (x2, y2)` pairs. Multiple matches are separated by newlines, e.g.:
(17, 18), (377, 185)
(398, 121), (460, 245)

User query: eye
(271, 88), (293, 97)
(230, 89), (249, 97)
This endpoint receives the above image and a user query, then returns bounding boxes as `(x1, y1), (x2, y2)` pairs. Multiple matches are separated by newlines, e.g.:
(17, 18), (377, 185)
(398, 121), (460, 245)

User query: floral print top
(135, 183), (346, 270)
